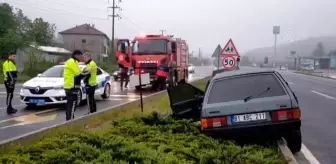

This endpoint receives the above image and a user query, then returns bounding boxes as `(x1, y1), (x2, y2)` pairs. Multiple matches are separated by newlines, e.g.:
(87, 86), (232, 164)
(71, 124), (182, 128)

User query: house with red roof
(59, 23), (110, 61)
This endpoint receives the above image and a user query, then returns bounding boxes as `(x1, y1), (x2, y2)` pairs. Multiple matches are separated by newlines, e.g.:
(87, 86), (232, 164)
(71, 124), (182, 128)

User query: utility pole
(108, 0), (122, 62)
(273, 26), (280, 68)
(159, 30), (166, 35)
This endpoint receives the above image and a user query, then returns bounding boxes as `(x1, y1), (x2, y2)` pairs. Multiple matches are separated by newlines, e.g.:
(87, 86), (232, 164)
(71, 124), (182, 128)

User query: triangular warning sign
(211, 44), (222, 57)
(220, 39), (239, 56)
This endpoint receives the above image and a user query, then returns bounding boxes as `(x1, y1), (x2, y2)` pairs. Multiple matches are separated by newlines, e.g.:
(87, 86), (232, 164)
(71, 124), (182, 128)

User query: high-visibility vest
(83, 60), (98, 86)
(2, 60), (17, 81)
(63, 58), (81, 89)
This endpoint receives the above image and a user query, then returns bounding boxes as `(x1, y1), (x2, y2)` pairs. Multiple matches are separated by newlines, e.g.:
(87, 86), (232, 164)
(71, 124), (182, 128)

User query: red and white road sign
(220, 39), (240, 70)
(222, 54), (236, 70)
(220, 39), (240, 56)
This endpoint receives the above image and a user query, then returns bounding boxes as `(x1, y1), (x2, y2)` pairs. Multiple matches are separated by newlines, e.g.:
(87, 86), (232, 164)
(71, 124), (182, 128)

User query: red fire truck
(116, 34), (189, 90)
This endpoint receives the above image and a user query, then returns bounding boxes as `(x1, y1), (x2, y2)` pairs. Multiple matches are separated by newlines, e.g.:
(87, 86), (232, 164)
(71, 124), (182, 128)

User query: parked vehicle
(116, 35), (189, 90)
(20, 63), (111, 107)
(167, 69), (302, 153)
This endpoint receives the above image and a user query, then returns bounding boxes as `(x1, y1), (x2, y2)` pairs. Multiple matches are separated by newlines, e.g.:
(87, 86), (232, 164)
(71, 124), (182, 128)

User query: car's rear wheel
(285, 130), (302, 153)
(101, 83), (111, 99)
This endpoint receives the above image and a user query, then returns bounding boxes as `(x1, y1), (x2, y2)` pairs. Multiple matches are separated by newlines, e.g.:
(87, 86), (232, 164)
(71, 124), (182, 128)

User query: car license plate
(29, 99), (45, 105)
(232, 112), (266, 123)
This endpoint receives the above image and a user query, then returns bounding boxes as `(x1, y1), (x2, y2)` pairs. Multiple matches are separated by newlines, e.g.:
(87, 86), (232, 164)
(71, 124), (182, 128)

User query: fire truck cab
(116, 34), (189, 90)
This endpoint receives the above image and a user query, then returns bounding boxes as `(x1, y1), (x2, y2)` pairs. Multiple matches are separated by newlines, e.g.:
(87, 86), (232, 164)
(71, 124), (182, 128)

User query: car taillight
(272, 108), (301, 122)
(201, 117), (227, 129)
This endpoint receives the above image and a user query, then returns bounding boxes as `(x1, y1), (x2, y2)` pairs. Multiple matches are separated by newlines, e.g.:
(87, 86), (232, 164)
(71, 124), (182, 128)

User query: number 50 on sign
(222, 55), (236, 69)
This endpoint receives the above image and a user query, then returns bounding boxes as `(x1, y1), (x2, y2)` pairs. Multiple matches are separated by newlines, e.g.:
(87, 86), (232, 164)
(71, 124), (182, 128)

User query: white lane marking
(287, 81), (294, 85)
(301, 144), (321, 164)
(109, 94), (140, 98)
(292, 73), (336, 87)
(311, 90), (335, 99)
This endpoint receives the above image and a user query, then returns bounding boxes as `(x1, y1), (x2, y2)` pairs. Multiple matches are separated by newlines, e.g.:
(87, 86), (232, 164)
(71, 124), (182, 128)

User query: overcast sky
(5, 0), (336, 56)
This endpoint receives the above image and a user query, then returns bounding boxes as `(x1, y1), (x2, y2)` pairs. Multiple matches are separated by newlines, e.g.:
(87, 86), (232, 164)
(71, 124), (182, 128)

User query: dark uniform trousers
(4, 80), (15, 109)
(65, 88), (79, 121)
(65, 74), (83, 121)
(86, 85), (97, 113)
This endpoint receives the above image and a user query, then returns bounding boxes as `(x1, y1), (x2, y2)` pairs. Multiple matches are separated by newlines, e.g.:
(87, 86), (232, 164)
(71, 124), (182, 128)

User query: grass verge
(0, 77), (286, 164)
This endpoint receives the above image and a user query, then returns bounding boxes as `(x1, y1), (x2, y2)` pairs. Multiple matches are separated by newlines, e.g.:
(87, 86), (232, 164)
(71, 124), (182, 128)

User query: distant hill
(243, 36), (336, 62)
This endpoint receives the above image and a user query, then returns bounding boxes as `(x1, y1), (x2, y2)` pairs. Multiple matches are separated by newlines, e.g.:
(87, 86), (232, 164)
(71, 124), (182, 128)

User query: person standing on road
(2, 52), (18, 114)
(82, 52), (98, 114)
(118, 53), (130, 89)
(63, 50), (84, 121)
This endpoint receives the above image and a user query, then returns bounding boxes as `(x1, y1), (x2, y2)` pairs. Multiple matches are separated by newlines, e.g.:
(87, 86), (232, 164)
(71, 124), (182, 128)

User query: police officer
(83, 52), (97, 114)
(2, 52), (18, 114)
(63, 50), (84, 121)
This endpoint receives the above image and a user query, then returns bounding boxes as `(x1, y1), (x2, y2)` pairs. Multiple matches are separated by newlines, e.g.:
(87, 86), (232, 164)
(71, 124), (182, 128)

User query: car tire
(76, 89), (84, 106)
(285, 130), (302, 153)
(101, 83), (111, 99)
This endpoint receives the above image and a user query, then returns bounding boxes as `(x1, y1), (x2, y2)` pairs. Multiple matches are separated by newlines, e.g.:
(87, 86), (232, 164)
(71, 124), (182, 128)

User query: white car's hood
(23, 77), (63, 88)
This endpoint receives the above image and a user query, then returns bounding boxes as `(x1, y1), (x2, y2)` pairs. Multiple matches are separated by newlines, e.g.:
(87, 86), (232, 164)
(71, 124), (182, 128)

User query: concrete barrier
(0, 77), (210, 151)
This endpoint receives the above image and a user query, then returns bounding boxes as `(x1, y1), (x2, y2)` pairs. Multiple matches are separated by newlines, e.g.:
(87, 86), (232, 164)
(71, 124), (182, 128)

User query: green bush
(0, 113), (285, 164)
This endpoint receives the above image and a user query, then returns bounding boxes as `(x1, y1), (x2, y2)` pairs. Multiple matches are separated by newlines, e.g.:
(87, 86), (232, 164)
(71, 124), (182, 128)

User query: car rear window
(207, 73), (286, 104)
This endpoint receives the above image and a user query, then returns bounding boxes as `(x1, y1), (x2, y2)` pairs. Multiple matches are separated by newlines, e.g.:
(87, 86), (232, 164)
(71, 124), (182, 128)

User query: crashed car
(20, 63), (112, 107)
(167, 69), (302, 153)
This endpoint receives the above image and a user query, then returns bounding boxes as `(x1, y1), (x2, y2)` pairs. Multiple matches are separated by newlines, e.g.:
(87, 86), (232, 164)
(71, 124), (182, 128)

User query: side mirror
(37, 73), (42, 77)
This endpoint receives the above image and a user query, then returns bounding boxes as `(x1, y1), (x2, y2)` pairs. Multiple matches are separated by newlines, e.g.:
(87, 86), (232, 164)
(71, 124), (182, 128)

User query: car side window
(97, 68), (103, 75)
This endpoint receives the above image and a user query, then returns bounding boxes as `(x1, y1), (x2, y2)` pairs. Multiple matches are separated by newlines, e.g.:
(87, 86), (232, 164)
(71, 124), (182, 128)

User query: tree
(0, 3), (16, 37)
(14, 9), (31, 41)
(26, 18), (56, 45)
(312, 42), (326, 57)
(0, 3), (24, 59)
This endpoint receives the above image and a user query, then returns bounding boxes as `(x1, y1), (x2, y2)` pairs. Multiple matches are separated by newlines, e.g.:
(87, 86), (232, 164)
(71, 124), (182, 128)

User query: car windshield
(40, 66), (64, 77)
(207, 73), (286, 104)
(132, 39), (167, 54)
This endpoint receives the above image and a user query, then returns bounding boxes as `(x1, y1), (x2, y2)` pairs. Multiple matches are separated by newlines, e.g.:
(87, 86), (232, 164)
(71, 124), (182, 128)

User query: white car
(188, 64), (195, 73)
(20, 63), (112, 107)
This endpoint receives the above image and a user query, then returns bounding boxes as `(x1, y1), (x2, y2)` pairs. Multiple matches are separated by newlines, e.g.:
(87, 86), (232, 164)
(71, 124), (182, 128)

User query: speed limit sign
(222, 55), (236, 70)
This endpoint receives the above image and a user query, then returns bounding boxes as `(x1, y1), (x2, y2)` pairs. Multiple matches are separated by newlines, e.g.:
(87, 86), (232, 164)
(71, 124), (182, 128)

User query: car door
(95, 67), (105, 94)
(167, 83), (205, 121)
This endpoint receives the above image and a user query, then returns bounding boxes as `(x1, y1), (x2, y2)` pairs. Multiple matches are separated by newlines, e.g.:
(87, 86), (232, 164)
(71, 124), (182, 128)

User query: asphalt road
(278, 70), (336, 164)
(0, 66), (212, 142)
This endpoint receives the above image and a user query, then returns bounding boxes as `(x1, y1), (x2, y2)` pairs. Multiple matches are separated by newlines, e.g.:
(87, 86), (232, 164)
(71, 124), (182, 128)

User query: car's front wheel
(76, 89), (83, 106)
(285, 130), (302, 153)
(101, 83), (111, 99)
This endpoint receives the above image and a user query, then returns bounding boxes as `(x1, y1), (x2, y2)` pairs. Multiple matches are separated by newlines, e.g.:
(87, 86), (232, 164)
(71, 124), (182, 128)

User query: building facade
(59, 24), (110, 61)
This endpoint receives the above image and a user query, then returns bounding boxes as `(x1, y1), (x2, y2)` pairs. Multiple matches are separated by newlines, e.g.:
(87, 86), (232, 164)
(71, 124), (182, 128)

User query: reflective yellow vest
(63, 58), (81, 89)
(2, 60), (17, 81)
(84, 60), (97, 86)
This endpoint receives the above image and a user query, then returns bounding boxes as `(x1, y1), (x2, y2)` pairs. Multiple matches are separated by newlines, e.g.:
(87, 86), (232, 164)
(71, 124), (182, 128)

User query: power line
(6, 0), (108, 20)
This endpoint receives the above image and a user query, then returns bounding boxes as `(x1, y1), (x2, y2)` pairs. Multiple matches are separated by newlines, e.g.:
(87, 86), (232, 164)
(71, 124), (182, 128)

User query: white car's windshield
(40, 66), (64, 77)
